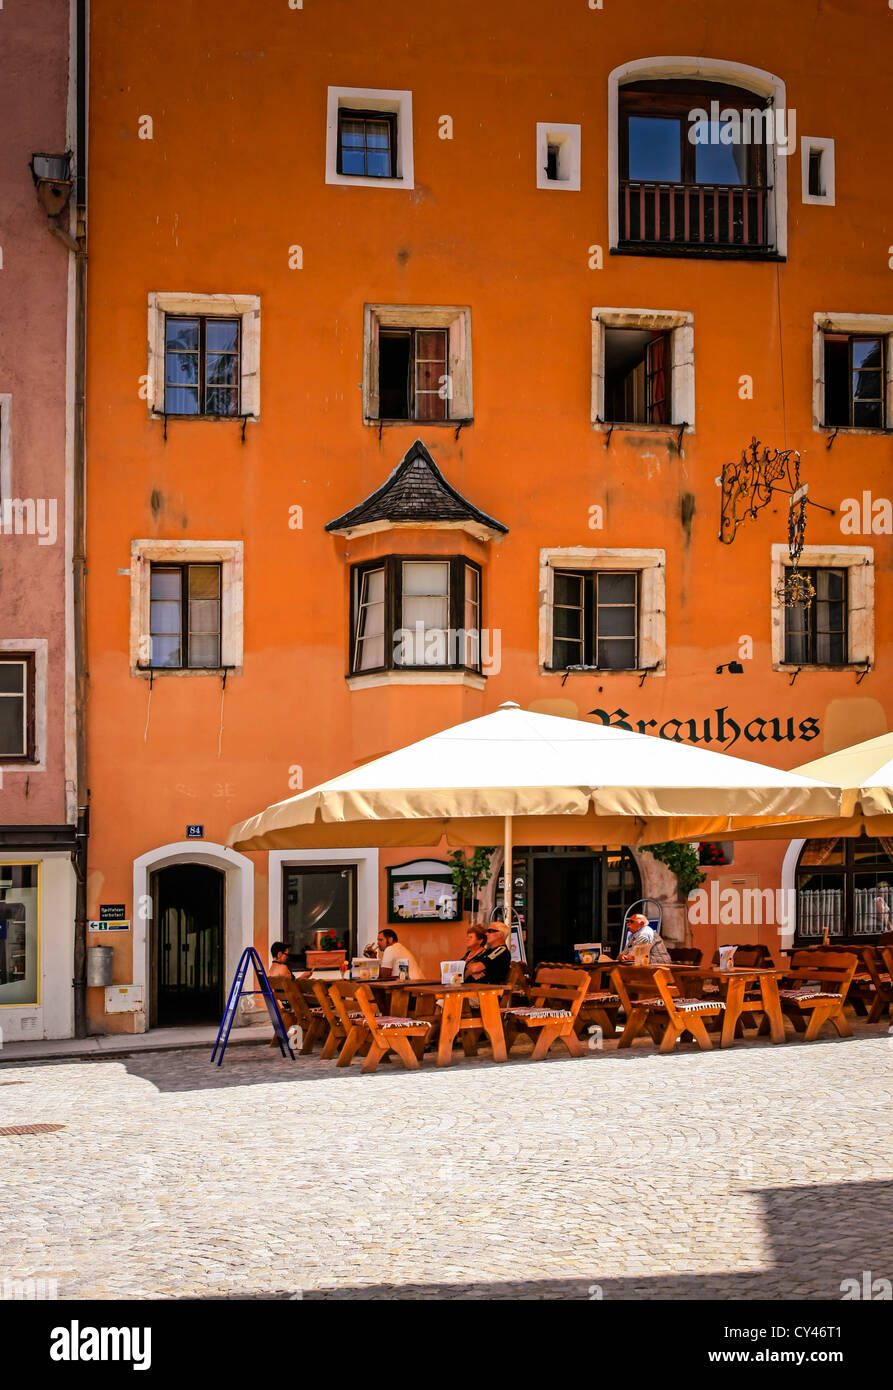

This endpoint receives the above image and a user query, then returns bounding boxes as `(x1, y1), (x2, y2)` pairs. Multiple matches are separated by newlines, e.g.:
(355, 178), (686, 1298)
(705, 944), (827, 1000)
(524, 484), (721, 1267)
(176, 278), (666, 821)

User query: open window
(539, 548), (666, 675)
(364, 306), (472, 424)
(823, 334), (886, 430)
(591, 309), (693, 432)
(536, 123), (581, 191)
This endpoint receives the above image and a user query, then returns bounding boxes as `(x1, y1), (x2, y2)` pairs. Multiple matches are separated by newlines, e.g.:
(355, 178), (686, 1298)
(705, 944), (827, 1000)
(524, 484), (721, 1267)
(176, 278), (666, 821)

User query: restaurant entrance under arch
(506, 846), (642, 964)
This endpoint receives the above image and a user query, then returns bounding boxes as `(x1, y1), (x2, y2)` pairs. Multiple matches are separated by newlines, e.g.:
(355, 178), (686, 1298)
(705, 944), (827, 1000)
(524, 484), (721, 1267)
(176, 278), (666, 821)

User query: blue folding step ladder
(211, 946), (295, 1066)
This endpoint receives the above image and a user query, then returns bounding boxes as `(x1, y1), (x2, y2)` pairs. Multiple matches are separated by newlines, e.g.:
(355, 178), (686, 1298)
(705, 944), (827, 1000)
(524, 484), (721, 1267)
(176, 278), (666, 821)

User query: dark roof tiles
(326, 439), (508, 536)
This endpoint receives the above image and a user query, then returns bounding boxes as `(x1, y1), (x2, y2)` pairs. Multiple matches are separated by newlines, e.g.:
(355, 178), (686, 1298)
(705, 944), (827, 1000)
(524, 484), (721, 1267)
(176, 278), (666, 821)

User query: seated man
(620, 913), (671, 965)
(366, 927), (423, 980)
(465, 922), (512, 984)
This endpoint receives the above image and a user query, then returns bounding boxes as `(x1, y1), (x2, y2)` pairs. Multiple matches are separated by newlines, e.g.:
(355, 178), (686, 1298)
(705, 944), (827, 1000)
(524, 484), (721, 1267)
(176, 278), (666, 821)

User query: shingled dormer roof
(325, 439), (509, 542)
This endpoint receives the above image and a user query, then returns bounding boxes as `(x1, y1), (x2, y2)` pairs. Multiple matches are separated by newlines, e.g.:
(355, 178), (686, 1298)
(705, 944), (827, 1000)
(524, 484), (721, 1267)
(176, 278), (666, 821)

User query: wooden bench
(612, 964), (724, 1053)
(328, 980), (432, 1074)
(777, 949), (858, 1041)
(845, 945), (893, 1023)
(501, 966), (591, 1060)
(267, 974), (328, 1054)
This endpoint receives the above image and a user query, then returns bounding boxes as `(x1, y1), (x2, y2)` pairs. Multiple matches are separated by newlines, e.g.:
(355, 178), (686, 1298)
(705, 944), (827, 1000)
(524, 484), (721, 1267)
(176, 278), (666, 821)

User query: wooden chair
(501, 967), (591, 1060)
(328, 980), (432, 1074)
(846, 946), (893, 1022)
(611, 964), (724, 1053)
(710, 944), (775, 968)
(312, 978), (360, 1060)
(880, 947), (893, 1019)
(668, 947), (702, 965)
(267, 974), (328, 1055)
(776, 949), (858, 1041)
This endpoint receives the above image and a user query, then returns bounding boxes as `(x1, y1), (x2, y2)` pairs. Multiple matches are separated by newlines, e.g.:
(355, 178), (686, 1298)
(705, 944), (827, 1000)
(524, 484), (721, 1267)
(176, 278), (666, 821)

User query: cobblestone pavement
(1, 1027), (891, 1300)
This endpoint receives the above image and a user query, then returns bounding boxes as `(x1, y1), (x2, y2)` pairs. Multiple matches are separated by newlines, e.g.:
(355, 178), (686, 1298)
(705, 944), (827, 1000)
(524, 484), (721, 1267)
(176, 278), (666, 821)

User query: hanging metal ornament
(775, 568), (816, 609)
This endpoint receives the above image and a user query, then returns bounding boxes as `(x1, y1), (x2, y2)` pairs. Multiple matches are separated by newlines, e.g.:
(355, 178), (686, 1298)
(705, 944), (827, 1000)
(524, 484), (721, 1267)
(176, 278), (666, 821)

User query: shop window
(0, 654), (35, 761)
(0, 863), (38, 1006)
(797, 836), (893, 940)
(149, 563), (222, 669)
(351, 557), (482, 675)
(551, 570), (639, 671)
(604, 328), (671, 424)
(164, 316), (241, 417)
(823, 334), (886, 430)
(783, 567), (847, 666)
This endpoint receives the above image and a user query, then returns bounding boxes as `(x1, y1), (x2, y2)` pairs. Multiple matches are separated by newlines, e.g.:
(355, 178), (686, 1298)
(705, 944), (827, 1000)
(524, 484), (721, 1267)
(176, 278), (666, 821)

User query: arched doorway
(795, 835), (893, 942)
(150, 864), (224, 1025)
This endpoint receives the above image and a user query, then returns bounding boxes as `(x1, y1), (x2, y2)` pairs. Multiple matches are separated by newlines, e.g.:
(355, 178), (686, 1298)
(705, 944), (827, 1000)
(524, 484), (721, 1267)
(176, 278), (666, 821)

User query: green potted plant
(305, 929), (346, 969)
(448, 847), (494, 924)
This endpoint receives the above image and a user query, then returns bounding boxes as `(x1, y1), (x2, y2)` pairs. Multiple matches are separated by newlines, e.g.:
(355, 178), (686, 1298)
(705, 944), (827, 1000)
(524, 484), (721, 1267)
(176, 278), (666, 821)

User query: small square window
(801, 137), (835, 206)
(337, 110), (396, 179)
(536, 123), (581, 191)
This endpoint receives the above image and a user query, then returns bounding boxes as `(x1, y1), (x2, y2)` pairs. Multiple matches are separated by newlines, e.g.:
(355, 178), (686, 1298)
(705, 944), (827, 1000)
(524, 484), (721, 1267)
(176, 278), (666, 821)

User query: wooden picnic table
(386, 981), (509, 1066)
(667, 964), (787, 1046)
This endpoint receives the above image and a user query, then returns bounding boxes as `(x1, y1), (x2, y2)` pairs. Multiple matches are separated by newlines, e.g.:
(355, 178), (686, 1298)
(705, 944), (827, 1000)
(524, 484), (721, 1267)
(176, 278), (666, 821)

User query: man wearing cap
(465, 922), (512, 983)
(620, 913), (671, 965)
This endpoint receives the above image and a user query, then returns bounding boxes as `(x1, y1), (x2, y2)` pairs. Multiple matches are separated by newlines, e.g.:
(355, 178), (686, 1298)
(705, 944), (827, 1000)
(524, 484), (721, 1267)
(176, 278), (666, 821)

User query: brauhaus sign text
(588, 706), (820, 750)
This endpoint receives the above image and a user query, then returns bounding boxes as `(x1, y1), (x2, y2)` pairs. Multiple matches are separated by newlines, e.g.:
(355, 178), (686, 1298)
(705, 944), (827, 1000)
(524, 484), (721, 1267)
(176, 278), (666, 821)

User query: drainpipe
(71, 0), (89, 1037)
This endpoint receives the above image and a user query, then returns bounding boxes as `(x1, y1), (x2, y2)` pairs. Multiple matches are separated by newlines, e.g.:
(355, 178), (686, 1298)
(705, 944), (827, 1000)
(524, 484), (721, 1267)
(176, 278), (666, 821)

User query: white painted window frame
(0, 636), (47, 772)
(146, 293), (261, 420)
(326, 86), (414, 190)
(607, 56), (788, 258)
(539, 547), (666, 675)
(770, 543), (874, 671)
(129, 539), (244, 676)
(267, 848), (380, 959)
(363, 304), (473, 423)
(801, 136), (835, 206)
(812, 312), (893, 434)
(536, 122), (581, 191)
(591, 308), (694, 432)
(0, 395), (11, 503)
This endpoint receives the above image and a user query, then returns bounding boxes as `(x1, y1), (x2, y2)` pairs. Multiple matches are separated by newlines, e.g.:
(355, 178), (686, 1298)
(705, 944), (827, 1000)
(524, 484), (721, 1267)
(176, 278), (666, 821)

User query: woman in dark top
(462, 925), (488, 981)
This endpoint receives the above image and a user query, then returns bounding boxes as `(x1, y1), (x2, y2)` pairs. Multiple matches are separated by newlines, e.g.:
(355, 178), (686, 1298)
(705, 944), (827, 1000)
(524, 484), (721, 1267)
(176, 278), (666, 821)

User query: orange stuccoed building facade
(82, 2), (893, 1035)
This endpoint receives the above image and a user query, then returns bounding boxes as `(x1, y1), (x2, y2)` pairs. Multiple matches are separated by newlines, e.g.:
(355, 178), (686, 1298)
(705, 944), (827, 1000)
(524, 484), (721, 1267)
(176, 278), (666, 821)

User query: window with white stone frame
(326, 87), (413, 190)
(770, 544), (874, 671)
(539, 548), (666, 675)
(363, 305), (472, 424)
(591, 309), (694, 431)
(813, 313), (893, 434)
(146, 293), (260, 421)
(0, 639), (47, 769)
(536, 123), (581, 191)
(129, 540), (244, 676)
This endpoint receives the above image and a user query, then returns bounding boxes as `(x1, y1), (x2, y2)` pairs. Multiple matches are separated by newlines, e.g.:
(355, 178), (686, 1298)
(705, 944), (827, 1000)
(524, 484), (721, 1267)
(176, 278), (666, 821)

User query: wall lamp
(30, 152), (73, 216)
(716, 661), (744, 674)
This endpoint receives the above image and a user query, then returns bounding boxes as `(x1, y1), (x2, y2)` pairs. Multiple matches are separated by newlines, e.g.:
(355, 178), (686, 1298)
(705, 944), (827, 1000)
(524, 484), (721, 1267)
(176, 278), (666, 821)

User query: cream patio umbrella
(704, 729), (893, 842)
(228, 704), (841, 897)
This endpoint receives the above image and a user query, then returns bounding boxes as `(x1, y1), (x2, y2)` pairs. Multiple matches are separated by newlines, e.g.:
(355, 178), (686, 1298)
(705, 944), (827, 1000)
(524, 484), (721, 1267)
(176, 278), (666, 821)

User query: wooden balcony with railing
(619, 179), (771, 253)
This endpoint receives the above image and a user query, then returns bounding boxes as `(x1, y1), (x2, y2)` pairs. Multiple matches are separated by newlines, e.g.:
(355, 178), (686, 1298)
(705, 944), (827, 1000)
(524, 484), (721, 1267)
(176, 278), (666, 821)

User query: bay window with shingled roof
(326, 439), (507, 690)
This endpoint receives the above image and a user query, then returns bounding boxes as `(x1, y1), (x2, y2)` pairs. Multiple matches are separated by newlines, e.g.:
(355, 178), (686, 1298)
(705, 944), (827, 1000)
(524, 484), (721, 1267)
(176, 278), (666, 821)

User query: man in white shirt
(366, 928), (424, 980)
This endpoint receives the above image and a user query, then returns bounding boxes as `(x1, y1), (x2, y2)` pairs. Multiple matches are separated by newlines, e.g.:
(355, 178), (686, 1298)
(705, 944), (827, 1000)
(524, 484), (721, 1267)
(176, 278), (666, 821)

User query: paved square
(1, 1030), (890, 1300)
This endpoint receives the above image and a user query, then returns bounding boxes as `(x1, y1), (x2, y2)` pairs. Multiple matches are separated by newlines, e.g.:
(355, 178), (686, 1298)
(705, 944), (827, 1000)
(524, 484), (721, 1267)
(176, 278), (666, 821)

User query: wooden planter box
(305, 949), (346, 969)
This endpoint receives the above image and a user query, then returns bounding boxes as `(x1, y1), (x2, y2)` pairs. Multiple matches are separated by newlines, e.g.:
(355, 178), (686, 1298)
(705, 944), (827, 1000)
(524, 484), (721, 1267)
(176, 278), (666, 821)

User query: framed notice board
(387, 859), (461, 924)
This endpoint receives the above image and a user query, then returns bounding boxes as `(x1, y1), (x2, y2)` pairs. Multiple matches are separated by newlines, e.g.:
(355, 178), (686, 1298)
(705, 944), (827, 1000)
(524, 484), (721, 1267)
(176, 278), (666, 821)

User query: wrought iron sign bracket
(856, 664), (872, 685)
(787, 666), (802, 687)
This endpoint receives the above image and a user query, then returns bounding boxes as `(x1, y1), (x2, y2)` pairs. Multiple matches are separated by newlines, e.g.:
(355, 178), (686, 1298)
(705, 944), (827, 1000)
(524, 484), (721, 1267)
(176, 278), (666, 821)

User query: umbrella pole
(503, 814), (513, 943)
